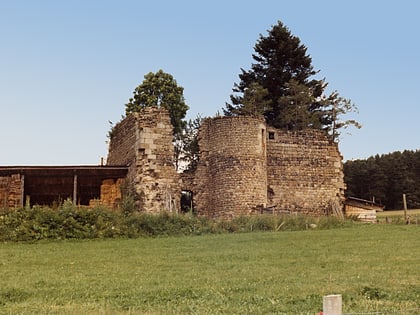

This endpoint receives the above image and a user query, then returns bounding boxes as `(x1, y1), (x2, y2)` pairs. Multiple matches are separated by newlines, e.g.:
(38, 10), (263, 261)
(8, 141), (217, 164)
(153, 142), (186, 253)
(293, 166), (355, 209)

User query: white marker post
(323, 294), (342, 315)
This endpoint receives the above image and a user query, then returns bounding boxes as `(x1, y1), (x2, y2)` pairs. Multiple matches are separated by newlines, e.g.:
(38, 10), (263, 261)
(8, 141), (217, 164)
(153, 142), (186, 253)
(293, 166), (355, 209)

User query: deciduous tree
(125, 70), (189, 136)
(174, 114), (204, 172)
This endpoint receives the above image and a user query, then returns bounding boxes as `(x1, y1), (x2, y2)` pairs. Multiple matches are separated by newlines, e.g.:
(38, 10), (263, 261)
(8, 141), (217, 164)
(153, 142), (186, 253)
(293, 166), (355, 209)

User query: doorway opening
(180, 190), (194, 213)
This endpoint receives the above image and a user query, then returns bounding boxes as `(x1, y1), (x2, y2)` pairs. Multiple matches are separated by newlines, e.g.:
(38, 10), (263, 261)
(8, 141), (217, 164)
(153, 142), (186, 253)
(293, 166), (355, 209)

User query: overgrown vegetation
(0, 225), (418, 314)
(0, 202), (353, 242)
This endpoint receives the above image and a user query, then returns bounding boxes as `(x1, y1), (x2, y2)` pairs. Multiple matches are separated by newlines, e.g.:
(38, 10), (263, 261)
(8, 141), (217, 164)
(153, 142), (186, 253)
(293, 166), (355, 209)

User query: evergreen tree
(344, 150), (420, 209)
(228, 82), (272, 117)
(277, 79), (317, 130)
(225, 21), (323, 129)
(225, 20), (360, 139)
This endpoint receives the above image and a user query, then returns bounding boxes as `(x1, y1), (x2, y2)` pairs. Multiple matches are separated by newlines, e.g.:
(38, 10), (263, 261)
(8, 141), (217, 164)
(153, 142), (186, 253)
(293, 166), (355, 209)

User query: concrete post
(323, 294), (342, 315)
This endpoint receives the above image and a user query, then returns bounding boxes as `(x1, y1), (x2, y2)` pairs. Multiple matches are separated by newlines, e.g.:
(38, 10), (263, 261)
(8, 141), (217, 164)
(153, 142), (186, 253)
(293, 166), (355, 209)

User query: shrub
(0, 204), (356, 242)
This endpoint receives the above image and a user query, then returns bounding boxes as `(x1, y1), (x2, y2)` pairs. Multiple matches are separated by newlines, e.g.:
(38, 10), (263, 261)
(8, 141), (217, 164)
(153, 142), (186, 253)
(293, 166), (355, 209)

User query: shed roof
(345, 196), (385, 211)
(0, 165), (128, 177)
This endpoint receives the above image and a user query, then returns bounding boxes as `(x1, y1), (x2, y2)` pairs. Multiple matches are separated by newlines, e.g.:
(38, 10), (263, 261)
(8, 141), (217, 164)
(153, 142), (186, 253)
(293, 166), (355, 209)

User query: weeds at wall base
(1, 203), (354, 242)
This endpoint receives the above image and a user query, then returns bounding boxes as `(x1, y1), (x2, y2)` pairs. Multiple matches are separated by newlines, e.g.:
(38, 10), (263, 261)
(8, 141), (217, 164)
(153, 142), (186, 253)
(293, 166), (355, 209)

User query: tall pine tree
(225, 21), (323, 130)
(225, 20), (360, 139)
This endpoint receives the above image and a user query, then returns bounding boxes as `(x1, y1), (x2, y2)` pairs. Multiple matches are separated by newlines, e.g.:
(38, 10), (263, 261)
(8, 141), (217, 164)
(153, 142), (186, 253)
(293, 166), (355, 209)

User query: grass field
(0, 224), (419, 314)
(377, 209), (420, 224)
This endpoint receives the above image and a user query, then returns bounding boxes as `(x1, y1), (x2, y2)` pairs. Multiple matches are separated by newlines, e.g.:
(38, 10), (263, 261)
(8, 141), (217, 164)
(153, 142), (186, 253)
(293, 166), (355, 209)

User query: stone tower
(107, 107), (179, 213)
(193, 116), (267, 218)
(186, 116), (345, 218)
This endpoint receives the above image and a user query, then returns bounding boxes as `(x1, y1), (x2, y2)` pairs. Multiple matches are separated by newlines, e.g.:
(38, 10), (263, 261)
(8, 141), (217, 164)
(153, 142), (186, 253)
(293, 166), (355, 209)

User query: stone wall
(107, 110), (344, 217)
(107, 114), (138, 181)
(0, 174), (23, 209)
(193, 116), (267, 218)
(184, 117), (345, 218)
(107, 107), (179, 213)
(266, 128), (345, 215)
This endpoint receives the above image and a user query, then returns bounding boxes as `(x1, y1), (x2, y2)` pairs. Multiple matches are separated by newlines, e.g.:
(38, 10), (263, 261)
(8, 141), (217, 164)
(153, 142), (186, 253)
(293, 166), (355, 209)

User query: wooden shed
(0, 166), (128, 208)
(344, 197), (385, 223)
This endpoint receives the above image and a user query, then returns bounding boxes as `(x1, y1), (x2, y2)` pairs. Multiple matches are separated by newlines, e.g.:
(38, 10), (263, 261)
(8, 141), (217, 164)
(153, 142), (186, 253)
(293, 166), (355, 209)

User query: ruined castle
(107, 107), (345, 218)
(0, 107), (345, 217)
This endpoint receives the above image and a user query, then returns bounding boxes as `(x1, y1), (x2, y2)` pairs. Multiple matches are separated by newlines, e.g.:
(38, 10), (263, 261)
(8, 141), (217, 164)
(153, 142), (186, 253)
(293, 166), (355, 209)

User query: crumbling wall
(107, 110), (344, 217)
(0, 174), (23, 209)
(107, 107), (179, 213)
(107, 114), (138, 181)
(193, 116), (267, 218)
(266, 128), (345, 215)
(187, 117), (345, 218)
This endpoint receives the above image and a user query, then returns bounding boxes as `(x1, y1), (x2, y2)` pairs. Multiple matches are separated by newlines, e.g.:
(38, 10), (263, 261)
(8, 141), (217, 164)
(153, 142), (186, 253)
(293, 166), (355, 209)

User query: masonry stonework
(193, 116), (267, 218)
(106, 109), (345, 217)
(1, 108), (345, 216)
(266, 128), (345, 215)
(107, 107), (179, 213)
(189, 116), (345, 218)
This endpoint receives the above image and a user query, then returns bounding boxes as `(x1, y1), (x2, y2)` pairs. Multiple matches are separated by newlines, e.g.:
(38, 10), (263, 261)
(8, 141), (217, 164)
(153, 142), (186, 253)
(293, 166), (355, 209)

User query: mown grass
(0, 224), (419, 314)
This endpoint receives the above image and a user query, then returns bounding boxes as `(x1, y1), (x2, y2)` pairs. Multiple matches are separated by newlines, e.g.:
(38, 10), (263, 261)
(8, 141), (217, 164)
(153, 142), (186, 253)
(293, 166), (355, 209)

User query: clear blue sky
(1, 0), (419, 165)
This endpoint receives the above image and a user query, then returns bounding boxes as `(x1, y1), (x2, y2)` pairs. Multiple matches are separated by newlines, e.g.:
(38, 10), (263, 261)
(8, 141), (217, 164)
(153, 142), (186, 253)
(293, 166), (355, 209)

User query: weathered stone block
(107, 107), (179, 213)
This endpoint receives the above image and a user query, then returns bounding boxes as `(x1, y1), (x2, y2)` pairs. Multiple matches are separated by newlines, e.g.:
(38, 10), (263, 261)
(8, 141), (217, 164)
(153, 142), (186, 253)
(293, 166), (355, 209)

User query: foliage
(276, 79), (319, 130)
(344, 149), (420, 209)
(0, 225), (418, 314)
(226, 82), (272, 117)
(322, 90), (361, 142)
(118, 180), (138, 217)
(0, 203), (355, 242)
(125, 69), (189, 136)
(224, 20), (360, 140)
(175, 114), (205, 172)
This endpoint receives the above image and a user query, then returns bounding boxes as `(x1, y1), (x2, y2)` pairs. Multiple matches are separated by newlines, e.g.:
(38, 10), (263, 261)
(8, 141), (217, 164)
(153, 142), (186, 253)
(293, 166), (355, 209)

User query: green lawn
(0, 225), (419, 314)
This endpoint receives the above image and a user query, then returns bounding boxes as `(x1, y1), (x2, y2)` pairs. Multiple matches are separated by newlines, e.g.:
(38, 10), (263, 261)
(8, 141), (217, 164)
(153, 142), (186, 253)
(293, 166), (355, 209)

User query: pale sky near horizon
(1, 1), (419, 165)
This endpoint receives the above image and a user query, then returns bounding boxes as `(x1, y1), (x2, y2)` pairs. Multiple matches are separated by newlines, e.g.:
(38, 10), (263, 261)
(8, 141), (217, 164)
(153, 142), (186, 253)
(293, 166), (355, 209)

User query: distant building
(344, 197), (385, 223)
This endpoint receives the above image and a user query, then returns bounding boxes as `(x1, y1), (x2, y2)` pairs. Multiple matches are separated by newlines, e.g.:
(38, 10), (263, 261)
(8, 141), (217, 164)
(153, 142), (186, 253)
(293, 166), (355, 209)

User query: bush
(0, 204), (355, 242)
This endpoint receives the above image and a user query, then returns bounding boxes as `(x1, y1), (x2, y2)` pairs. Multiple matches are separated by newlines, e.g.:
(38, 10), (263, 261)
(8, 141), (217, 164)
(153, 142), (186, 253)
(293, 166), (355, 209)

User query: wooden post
(20, 174), (25, 208)
(323, 294), (342, 315)
(403, 193), (407, 222)
(73, 174), (78, 205)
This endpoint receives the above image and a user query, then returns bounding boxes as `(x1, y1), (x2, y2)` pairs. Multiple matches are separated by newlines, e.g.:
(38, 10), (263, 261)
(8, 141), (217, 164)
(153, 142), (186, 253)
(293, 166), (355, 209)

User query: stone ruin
(106, 107), (180, 213)
(106, 107), (346, 218)
(0, 106), (345, 217)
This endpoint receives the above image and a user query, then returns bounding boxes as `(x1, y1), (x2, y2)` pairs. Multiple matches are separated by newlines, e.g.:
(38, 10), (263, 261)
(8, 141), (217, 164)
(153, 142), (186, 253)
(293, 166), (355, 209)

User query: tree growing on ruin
(174, 114), (204, 172)
(224, 20), (360, 140)
(125, 70), (189, 136)
(227, 82), (272, 117)
(322, 90), (361, 142)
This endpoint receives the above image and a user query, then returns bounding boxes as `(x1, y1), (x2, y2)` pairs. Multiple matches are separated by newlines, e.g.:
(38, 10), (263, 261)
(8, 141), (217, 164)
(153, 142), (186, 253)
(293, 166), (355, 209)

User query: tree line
(344, 150), (420, 210)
